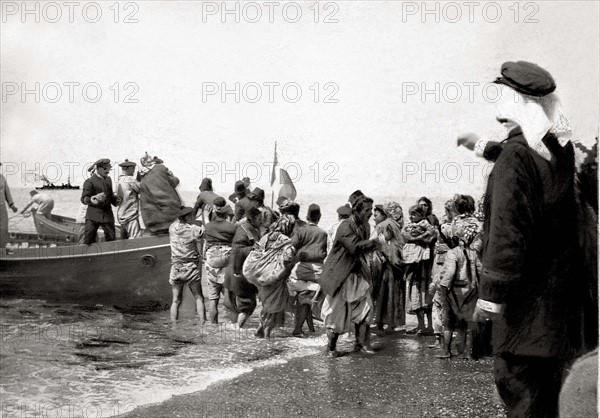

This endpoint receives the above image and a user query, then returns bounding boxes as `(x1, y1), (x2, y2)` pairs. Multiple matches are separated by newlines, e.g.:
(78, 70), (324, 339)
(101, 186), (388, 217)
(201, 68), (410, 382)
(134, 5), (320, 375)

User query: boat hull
(32, 209), (80, 238)
(32, 209), (122, 240)
(0, 236), (179, 311)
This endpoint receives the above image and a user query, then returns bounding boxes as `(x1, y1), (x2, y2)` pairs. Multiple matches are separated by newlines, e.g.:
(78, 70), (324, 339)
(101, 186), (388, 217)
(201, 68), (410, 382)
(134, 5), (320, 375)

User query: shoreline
(124, 331), (505, 418)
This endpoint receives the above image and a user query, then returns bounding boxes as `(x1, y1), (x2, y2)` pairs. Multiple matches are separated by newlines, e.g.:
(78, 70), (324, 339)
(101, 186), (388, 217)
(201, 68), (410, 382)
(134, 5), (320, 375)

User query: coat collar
(506, 127), (560, 161)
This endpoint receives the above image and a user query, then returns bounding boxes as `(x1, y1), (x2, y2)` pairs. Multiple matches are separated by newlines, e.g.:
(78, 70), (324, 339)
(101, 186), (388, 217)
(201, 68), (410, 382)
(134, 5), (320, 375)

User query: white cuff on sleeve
(474, 139), (488, 157)
(477, 298), (503, 314)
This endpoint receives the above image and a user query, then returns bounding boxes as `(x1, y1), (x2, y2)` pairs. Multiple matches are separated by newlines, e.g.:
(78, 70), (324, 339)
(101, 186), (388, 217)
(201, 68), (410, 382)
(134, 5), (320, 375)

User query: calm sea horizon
(8, 186), (470, 235)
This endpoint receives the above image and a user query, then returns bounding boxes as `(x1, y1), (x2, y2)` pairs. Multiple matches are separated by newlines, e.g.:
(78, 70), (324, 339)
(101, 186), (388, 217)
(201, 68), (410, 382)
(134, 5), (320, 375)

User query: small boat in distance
(35, 175), (80, 190)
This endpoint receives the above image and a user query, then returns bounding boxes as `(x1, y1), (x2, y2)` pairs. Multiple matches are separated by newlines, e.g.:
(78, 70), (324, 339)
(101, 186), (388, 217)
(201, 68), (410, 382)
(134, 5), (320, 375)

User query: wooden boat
(0, 234), (192, 312)
(31, 209), (122, 240)
(31, 208), (80, 239)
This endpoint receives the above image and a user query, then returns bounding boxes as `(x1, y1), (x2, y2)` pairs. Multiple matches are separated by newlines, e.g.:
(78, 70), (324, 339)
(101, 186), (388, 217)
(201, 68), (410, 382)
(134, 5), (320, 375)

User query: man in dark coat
(320, 195), (378, 356)
(460, 61), (583, 417)
(81, 158), (121, 244)
(289, 204), (328, 336)
(233, 187), (261, 223)
(193, 177), (232, 224)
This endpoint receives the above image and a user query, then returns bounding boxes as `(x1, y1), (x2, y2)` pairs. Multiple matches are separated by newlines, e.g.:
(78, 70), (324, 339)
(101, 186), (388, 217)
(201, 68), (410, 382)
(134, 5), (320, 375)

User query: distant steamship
(35, 175), (80, 190)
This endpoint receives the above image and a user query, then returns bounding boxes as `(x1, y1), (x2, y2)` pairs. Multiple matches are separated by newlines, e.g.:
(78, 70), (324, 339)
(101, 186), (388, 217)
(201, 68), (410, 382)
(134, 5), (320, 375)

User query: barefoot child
(169, 206), (206, 324)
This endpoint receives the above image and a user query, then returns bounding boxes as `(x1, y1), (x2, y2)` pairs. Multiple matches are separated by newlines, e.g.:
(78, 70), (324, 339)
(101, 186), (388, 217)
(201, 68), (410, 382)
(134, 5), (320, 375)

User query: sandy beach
(125, 331), (506, 418)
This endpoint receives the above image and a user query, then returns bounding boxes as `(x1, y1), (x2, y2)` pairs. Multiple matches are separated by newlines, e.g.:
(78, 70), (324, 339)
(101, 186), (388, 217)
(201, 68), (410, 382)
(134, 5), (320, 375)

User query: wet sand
(126, 330), (506, 417)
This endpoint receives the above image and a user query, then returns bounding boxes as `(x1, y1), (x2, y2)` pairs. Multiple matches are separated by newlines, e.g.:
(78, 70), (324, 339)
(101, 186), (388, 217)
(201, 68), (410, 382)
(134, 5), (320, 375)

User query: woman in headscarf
(437, 198), (482, 359)
(417, 196), (440, 228)
(416, 196), (440, 335)
(383, 202), (406, 328)
(372, 203), (405, 333)
(254, 213), (296, 338)
(429, 196), (458, 349)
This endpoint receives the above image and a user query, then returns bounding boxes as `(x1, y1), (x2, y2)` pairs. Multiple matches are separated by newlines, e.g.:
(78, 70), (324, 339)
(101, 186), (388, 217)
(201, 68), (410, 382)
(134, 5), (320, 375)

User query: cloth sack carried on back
(205, 245), (231, 269)
(243, 232), (293, 287)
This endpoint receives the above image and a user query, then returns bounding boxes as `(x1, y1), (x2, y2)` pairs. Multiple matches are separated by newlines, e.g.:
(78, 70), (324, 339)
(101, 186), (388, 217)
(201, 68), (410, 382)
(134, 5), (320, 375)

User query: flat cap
(88, 158), (111, 171)
(119, 159), (136, 168)
(494, 61), (556, 97)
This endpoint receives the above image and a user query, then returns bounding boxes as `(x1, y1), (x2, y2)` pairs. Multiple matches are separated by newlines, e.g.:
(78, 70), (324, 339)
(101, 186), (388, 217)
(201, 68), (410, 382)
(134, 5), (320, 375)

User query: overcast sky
(1, 1), (598, 198)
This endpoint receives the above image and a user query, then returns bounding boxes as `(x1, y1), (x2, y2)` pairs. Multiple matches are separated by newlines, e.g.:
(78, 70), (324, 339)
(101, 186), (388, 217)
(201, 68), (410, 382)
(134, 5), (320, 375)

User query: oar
(8, 213), (30, 226)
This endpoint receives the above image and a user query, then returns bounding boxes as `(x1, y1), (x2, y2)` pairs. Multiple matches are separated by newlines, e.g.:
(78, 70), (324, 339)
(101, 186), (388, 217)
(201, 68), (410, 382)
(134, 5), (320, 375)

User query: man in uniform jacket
(459, 61), (583, 417)
(81, 158), (121, 244)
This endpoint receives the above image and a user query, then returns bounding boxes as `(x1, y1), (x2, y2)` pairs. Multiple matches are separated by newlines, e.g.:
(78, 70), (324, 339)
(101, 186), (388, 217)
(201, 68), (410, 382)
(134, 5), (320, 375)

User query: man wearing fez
(81, 159), (121, 244)
(228, 180), (247, 205)
(116, 159), (141, 239)
(458, 61), (582, 417)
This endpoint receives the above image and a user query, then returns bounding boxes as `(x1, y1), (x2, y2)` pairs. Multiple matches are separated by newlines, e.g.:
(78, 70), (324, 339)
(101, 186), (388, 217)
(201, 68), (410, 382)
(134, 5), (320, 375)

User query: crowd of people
(73, 150), (490, 359)
(163, 176), (490, 361)
(1, 59), (598, 417)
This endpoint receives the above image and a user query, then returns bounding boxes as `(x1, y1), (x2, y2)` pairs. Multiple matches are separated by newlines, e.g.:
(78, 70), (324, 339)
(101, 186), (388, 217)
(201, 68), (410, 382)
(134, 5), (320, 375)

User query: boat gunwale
(1, 241), (171, 261)
(32, 208), (78, 227)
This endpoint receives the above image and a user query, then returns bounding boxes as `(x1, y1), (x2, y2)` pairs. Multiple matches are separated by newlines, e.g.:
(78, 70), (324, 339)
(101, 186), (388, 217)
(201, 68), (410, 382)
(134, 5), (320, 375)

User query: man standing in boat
(116, 160), (142, 239)
(21, 190), (54, 219)
(0, 162), (18, 248)
(81, 158), (121, 244)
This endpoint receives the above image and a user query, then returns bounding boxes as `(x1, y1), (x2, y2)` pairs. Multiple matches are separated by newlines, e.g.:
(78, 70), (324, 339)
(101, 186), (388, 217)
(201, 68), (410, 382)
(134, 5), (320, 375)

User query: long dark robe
(320, 216), (375, 297)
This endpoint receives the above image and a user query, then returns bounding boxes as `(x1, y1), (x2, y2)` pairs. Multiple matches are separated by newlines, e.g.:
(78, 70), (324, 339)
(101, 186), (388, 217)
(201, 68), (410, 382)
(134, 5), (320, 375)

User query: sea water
(1, 187), (454, 416)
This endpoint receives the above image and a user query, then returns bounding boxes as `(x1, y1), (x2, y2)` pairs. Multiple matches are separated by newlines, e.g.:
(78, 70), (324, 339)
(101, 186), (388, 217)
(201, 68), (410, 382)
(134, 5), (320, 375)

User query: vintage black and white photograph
(0, 1), (598, 417)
